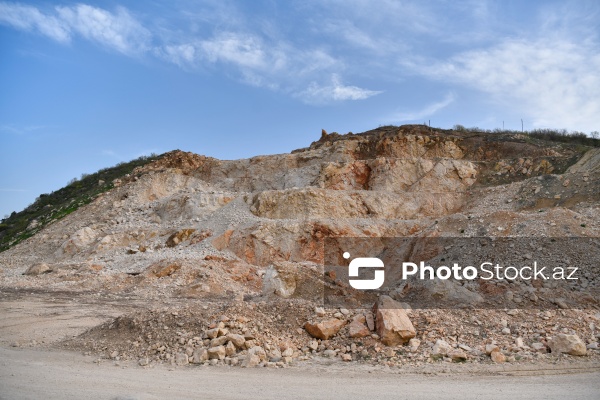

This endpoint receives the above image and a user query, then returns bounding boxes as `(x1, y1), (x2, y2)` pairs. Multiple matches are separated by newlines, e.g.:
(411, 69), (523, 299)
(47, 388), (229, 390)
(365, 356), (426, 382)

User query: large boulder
(373, 296), (416, 346)
(304, 318), (347, 340)
(549, 334), (587, 356)
(348, 314), (370, 338)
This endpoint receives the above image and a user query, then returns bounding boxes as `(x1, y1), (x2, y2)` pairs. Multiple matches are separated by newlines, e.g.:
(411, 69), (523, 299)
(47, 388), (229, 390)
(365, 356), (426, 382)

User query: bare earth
(1, 128), (599, 398)
(1, 295), (599, 400)
(1, 346), (599, 400)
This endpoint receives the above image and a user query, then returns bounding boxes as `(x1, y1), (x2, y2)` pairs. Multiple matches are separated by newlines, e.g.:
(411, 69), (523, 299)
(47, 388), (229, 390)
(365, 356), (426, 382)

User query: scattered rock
(226, 333), (246, 348)
(175, 352), (189, 365)
(208, 346), (226, 360)
(490, 349), (506, 363)
(225, 341), (236, 357)
(166, 229), (196, 247)
(549, 334), (587, 356)
(432, 339), (452, 359)
(323, 349), (336, 357)
(365, 313), (375, 331)
(373, 296), (416, 346)
(531, 342), (547, 353)
(23, 263), (52, 276)
(408, 338), (421, 352)
(241, 354), (260, 368)
(192, 348), (208, 364)
(348, 315), (370, 338)
(248, 346), (267, 362)
(485, 344), (499, 355)
(304, 319), (347, 340)
(448, 349), (467, 362)
(147, 262), (180, 278)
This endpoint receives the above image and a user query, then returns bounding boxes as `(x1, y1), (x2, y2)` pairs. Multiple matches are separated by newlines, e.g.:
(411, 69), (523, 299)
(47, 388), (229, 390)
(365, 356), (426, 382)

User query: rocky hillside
(0, 124), (599, 368)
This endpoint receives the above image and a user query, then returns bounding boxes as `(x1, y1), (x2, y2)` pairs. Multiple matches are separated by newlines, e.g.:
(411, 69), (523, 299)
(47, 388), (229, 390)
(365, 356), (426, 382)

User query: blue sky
(1, 0), (599, 217)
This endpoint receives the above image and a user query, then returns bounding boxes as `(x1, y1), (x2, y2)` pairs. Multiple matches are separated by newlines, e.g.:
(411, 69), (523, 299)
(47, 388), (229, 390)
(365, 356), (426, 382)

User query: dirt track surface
(0, 292), (599, 400)
(1, 346), (599, 400)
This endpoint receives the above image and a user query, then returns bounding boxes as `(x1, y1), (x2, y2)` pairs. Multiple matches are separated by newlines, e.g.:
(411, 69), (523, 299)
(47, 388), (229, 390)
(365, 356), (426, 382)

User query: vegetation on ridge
(0, 154), (161, 252)
(1, 124), (598, 253)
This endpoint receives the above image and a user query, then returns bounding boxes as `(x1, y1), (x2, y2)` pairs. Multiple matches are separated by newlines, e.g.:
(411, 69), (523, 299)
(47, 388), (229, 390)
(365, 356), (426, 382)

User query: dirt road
(0, 293), (599, 399)
(1, 346), (599, 400)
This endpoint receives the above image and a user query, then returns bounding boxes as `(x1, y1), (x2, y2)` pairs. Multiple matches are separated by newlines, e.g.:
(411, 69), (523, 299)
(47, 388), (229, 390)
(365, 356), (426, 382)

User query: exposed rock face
(58, 227), (97, 255)
(262, 261), (323, 300)
(549, 334), (587, 356)
(304, 319), (347, 340)
(262, 263), (297, 298)
(250, 188), (466, 220)
(166, 229), (196, 248)
(373, 296), (416, 346)
(0, 125), (598, 370)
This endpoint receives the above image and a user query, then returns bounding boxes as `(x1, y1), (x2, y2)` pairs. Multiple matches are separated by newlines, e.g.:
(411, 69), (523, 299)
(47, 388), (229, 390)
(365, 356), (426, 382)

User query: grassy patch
(0, 154), (161, 252)
(452, 125), (599, 147)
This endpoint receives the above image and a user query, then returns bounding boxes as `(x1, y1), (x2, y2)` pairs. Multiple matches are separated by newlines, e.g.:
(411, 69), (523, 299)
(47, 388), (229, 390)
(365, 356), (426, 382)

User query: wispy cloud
(0, 124), (46, 135)
(297, 74), (382, 104)
(409, 38), (600, 131)
(0, 1), (383, 104)
(155, 44), (197, 68)
(0, 2), (70, 43)
(388, 93), (455, 122)
(56, 4), (151, 55)
(156, 31), (343, 95)
(0, 2), (150, 56)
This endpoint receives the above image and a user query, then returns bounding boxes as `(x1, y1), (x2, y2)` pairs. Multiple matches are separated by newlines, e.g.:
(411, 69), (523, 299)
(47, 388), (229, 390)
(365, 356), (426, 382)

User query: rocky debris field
(58, 294), (600, 369)
(1, 125), (599, 371)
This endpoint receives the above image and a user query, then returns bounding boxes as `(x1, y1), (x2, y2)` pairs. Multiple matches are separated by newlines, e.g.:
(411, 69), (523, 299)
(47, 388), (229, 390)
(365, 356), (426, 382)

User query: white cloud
(200, 33), (271, 69)
(56, 5), (151, 55)
(388, 93), (455, 122)
(0, 2), (150, 56)
(157, 44), (197, 68)
(297, 74), (382, 104)
(413, 38), (600, 131)
(156, 32), (339, 93)
(0, 2), (70, 43)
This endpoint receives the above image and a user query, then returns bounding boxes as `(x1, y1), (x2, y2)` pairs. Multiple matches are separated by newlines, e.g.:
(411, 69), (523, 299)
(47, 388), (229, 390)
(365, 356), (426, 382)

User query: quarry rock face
(2, 124), (597, 300)
(0, 125), (599, 368)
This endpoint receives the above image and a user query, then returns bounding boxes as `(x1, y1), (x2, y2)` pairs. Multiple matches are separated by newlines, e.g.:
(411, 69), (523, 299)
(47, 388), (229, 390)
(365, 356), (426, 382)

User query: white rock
(549, 334), (587, 356)
(432, 340), (452, 359)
